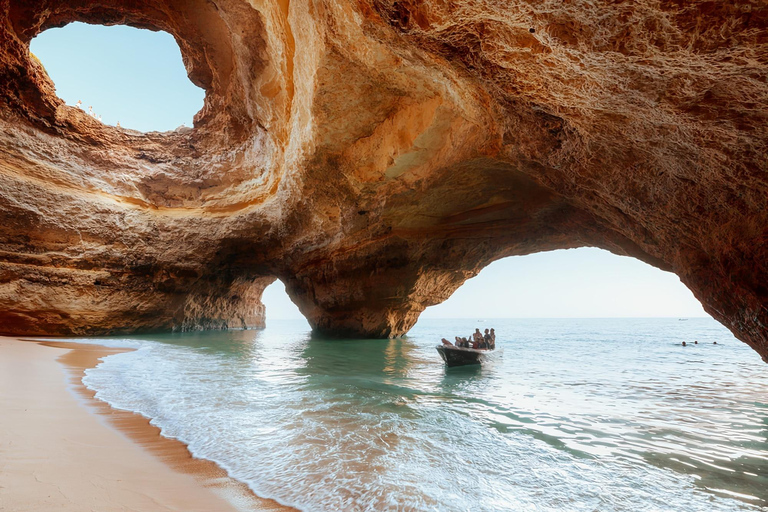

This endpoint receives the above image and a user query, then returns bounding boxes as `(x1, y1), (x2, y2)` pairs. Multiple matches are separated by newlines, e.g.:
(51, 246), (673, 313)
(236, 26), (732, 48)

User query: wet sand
(0, 336), (293, 512)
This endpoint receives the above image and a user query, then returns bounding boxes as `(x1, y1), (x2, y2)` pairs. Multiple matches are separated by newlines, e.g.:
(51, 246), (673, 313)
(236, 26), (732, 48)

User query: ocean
(70, 318), (768, 511)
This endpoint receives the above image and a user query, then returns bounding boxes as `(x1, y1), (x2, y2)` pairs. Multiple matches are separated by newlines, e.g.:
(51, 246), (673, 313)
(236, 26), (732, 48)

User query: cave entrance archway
(30, 22), (204, 132)
(262, 279), (311, 328)
(421, 248), (707, 321)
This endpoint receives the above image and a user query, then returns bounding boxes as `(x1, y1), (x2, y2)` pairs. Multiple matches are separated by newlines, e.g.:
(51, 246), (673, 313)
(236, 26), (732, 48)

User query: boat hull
(436, 345), (487, 367)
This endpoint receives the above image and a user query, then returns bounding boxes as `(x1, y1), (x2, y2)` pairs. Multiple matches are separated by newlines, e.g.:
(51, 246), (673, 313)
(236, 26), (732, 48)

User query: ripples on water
(75, 318), (768, 511)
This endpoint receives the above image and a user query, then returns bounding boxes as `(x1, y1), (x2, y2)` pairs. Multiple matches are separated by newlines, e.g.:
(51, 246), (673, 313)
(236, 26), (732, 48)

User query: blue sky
(264, 248), (706, 320)
(31, 23), (708, 321)
(31, 22), (204, 132)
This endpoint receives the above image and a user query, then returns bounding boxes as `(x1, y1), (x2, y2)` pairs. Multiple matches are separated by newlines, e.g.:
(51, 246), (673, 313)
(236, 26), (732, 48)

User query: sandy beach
(0, 336), (292, 512)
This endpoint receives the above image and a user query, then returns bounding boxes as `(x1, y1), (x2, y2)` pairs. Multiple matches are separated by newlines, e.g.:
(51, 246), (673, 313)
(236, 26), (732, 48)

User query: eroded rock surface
(1, 1), (767, 360)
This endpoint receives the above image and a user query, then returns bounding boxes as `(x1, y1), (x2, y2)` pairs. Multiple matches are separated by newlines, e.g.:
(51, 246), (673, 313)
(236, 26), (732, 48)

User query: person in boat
(441, 338), (453, 347)
(473, 329), (484, 348)
(484, 329), (492, 348)
(490, 328), (496, 349)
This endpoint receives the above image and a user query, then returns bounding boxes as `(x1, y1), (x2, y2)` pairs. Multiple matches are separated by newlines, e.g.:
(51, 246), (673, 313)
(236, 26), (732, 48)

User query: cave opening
(421, 247), (707, 320)
(29, 22), (204, 133)
(261, 279), (310, 327)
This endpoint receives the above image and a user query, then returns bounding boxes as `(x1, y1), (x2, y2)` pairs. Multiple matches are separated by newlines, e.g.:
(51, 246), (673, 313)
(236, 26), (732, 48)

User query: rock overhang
(0, 0), (767, 362)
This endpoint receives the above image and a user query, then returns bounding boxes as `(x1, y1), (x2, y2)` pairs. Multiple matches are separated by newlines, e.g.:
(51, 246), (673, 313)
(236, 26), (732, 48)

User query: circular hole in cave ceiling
(30, 22), (205, 133)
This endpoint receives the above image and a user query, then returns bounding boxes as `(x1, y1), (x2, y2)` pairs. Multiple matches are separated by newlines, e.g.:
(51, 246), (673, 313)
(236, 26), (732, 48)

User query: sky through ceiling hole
(30, 22), (205, 133)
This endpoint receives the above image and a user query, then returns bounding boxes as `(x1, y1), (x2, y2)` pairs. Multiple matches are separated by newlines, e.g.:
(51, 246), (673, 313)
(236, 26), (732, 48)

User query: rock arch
(1, 1), (767, 362)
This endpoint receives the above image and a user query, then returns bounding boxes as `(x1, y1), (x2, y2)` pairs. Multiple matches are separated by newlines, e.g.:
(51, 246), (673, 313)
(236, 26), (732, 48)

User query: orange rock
(0, 1), (767, 362)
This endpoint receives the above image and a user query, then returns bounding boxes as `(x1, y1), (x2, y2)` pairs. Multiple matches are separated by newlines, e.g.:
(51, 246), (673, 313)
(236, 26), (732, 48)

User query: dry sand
(0, 336), (293, 512)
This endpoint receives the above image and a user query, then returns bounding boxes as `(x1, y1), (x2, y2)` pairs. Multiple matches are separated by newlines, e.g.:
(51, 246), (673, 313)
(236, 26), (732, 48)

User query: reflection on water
(78, 318), (768, 511)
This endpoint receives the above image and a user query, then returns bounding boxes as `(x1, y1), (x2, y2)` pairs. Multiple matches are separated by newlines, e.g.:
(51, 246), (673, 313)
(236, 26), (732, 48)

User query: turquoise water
(73, 318), (768, 511)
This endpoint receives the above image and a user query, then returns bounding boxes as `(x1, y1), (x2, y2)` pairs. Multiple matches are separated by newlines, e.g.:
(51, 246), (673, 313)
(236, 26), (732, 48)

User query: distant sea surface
(70, 318), (768, 511)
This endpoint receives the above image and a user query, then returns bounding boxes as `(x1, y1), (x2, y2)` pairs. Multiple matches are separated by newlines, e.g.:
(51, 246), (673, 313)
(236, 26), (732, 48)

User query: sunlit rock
(0, 1), (767, 361)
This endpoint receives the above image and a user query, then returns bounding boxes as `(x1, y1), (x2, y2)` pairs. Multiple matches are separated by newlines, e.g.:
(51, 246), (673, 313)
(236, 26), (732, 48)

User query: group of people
(75, 100), (107, 124)
(442, 328), (496, 350)
(682, 340), (718, 346)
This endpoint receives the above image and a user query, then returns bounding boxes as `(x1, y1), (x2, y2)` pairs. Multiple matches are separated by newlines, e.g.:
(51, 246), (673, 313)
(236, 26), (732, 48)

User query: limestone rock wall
(1, 1), (767, 361)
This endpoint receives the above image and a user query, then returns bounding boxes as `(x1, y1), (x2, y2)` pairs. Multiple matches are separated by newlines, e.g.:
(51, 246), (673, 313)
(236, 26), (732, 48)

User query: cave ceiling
(1, 1), (767, 361)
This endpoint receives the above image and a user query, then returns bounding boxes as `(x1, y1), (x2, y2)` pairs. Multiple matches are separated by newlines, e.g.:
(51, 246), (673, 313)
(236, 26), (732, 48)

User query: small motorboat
(436, 344), (492, 367)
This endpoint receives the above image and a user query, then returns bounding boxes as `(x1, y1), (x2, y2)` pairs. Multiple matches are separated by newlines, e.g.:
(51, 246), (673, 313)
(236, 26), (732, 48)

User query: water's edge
(46, 318), (768, 512)
(37, 338), (298, 512)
